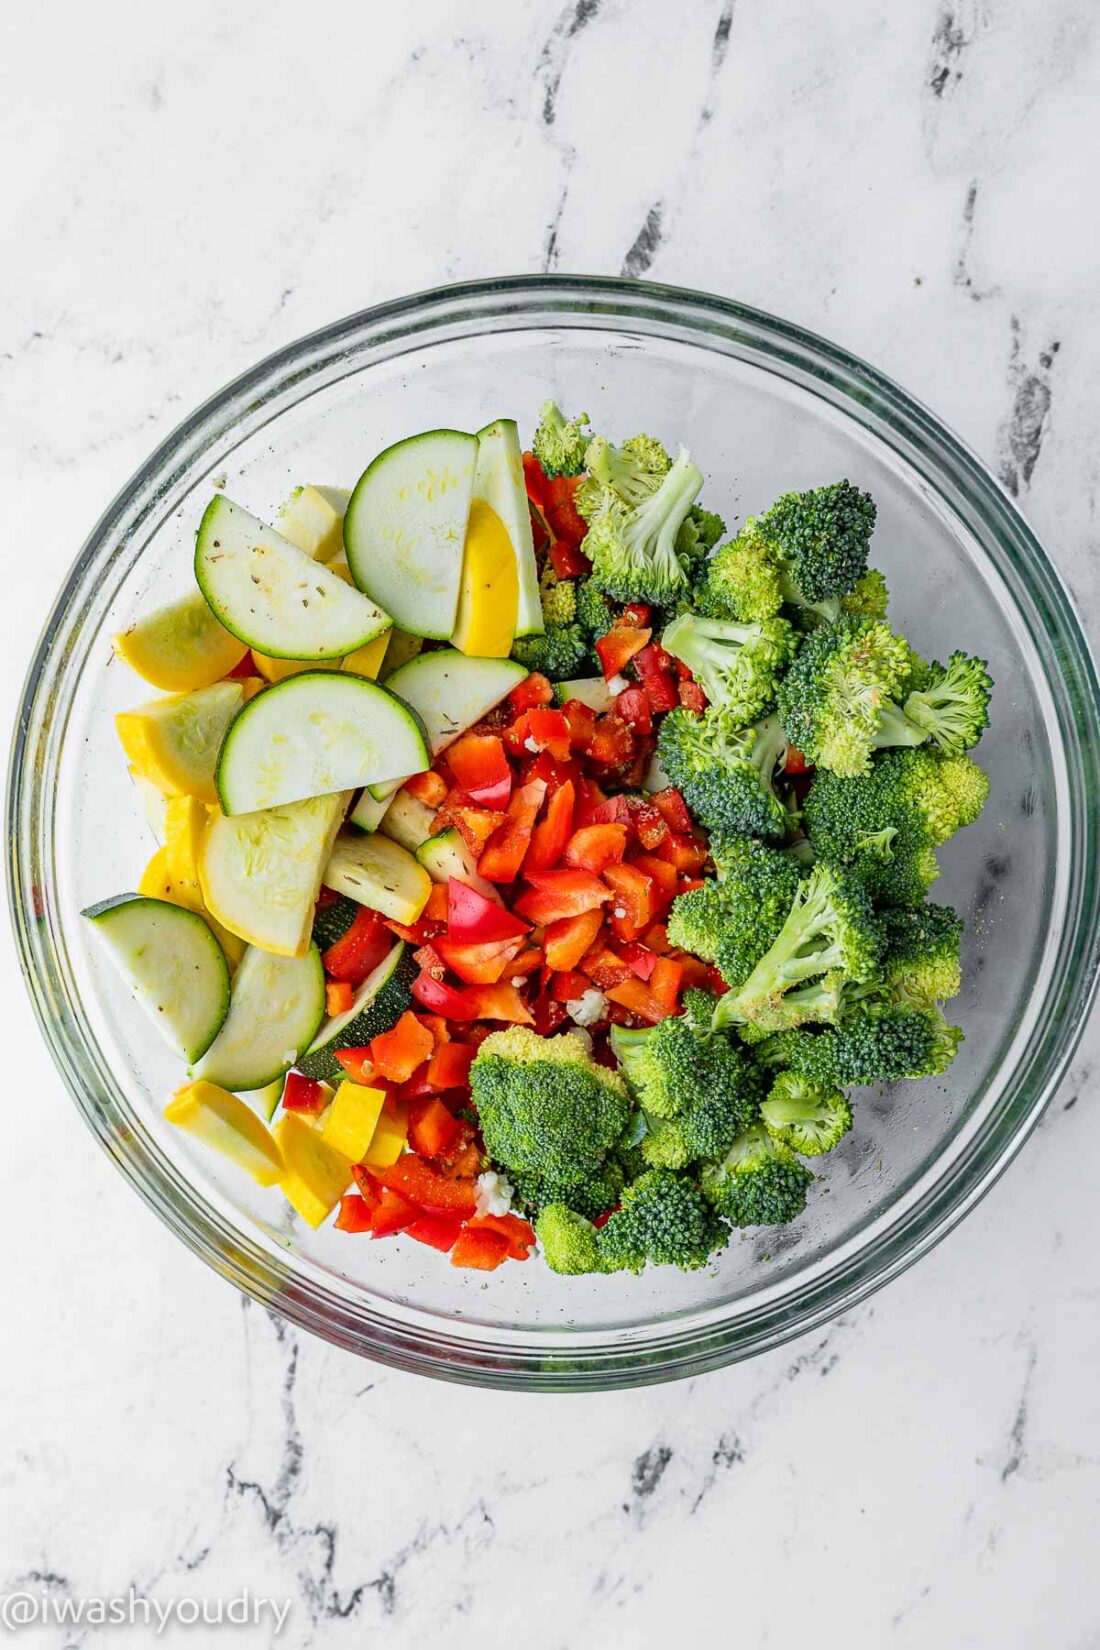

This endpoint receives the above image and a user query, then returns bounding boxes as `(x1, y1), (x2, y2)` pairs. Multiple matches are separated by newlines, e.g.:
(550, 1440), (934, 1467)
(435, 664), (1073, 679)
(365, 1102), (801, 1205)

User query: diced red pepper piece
(562, 822), (628, 873)
(404, 770), (449, 808)
(522, 450), (549, 510)
(633, 642), (680, 713)
(542, 474), (580, 513)
(560, 697), (598, 753)
(406, 1213), (464, 1252)
(573, 776), (609, 824)
(446, 732), (513, 809)
(334, 1192), (376, 1233)
(413, 942), (446, 980)
(580, 946), (631, 990)
(282, 1071), (328, 1117)
(507, 946), (544, 977)
(641, 921), (672, 954)
(411, 971), (476, 1019)
(326, 979), (354, 1017)
(370, 1011), (436, 1083)
(435, 933), (525, 985)
(426, 1041), (476, 1092)
(592, 1206), (618, 1230)
(678, 680), (708, 714)
(629, 800), (668, 850)
(602, 862), (656, 942)
(521, 749), (581, 794)
(226, 650), (257, 679)
(615, 684), (653, 734)
(418, 1014), (450, 1049)
(407, 1096), (463, 1159)
(451, 1226), (510, 1270)
(547, 499), (589, 548)
(514, 868), (612, 925)
(595, 623), (652, 681)
(620, 942), (657, 981)
(465, 982), (534, 1023)
(315, 885), (340, 910)
(605, 975), (666, 1023)
(622, 603), (652, 627)
(438, 801), (506, 856)
(525, 706), (573, 762)
(446, 880), (529, 944)
(631, 852), (680, 912)
(650, 954), (683, 1015)
(784, 745), (811, 776)
(334, 1045), (374, 1083)
(524, 780), (576, 875)
(375, 1155), (479, 1219)
(469, 1212), (536, 1260)
(584, 794), (632, 826)
(548, 536), (592, 578)
(550, 968), (593, 1003)
(543, 907), (604, 972)
(350, 1174), (417, 1238)
(479, 780), (547, 883)
(587, 713), (635, 768)
(676, 954), (715, 991)
(509, 673), (554, 713)
(322, 906), (391, 986)
(653, 787), (695, 834)
(534, 993), (569, 1036)
(657, 831), (709, 874)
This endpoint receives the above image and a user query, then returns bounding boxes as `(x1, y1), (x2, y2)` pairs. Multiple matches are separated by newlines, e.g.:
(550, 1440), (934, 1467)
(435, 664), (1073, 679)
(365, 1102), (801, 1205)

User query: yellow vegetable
(165, 1080), (285, 1186)
(199, 792), (349, 958)
(148, 818), (245, 968)
(138, 845), (175, 901)
(164, 795), (208, 911)
(129, 767), (168, 842)
(342, 630), (391, 679)
(115, 680), (243, 804)
(322, 1080), (387, 1162)
(360, 1105), (409, 1168)
(274, 1112), (353, 1227)
(452, 500), (519, 658)
(250, 653), (317, 684)
(112, 591), (248, 692)
(277, 484), (348, 563)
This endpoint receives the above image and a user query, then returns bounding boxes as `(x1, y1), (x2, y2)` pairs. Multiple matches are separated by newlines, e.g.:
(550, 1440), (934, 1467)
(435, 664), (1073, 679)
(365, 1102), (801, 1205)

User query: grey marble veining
(3, 2), (1100, 1645)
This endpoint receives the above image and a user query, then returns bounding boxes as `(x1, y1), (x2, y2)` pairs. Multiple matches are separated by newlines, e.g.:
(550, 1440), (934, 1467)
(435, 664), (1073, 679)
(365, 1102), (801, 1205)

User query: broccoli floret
(657, 706), (790, 839)
(536, 1204), (605, 1275)
(538, 566), (577, 624)
(532, 400), (592, 478)
(610, 1016), (763, 1170)
(471, 1028), (631, 1201)
(881, 903), (963, 1008)
(760, 1070), (853, 1156)
(712, 861), (883, 1034)
(512, 623), (588, 679)
(841, 567), (890, 621)
(639, 1073), (760, 1169)
(662, 611), (797, 723)
(583, 447), (703, 605)
(575, 432), (671, 518)
(669, 839), (804, 995)
(574, 576), (616, 639)
(694, 534), (785, 623)
(757, 1003), (962, 1085)
(665, 879), (736, 964)
(779, 618), (991, 778)
(701, 1125), (813, 1227)
(676, 505), (727, 574)
(597, 1170), (728, 1272)
(802, 748), (990, 907)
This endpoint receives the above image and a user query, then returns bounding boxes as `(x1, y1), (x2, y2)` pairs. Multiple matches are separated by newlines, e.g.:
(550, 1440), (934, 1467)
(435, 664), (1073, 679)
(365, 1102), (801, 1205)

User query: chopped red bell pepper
(315, 885), (340, 910)
(508, 673), (554, 712)
(580, 946), (631, 990)
(541, 474), (580, 513)
(374, 1155), (479, 1219)
(434, 933), (525, 985)
(631, 852), (680, 911)
(678, 679), (708, 713)
(784, 745), (811, 776)
(413, 942), (446, 980)
(407, 1096), (463, 1159)
(334, 1192), (377, 1233)
(583, 794), (632, 826)
(622, 603), (652, 627)
(676, 954), (716, 991)
(226, 650), (257, 679)
(549, 968), (593, 1003)
(633, 642), (680, 713)
(562, 822), (628, 873)
(468, 1211), (536, 1259)
(479, 780), (547, 882)
(542, 907), (604, 972)
(587, 712), (635, 768)
(333, 1045), (374, 1083)
(514, 868), (612, 925)
(653, 787), (695, 834)
(426, 1041), (476, 1092)
(411, 971), (476, 1019)
(507, 946), (545, 977)
(560, 697), (598, 753)
(451, 1226), (510, 1269)
(629, 800), (669, 850)
(615, 684), (653, 734)
(522, 450), (549, 510)
(650, 954), (684, 1014)
(548, 536), (592, 579)
(595, 623), (652, 681)
(521, 749), (582, 795)
(404, 770), (449, 808)
(602, 861), (656, 941)
(524, 780), (576, 874)
(322, 906), (391, 986)
(437, 801), (506, 855)
(446, 880), (529, 944)
(370, 1011), (436, 1083)
(350, 1173), (417, 1237)
(605, 975), (666, 1023)
(525, 706), (572, 762)
(464, 982), (534, 1023)
(657, 831), (709, 874)
(282, 1071), (329, 1117)
(325, 979), (354, 1017)
(620, 942), (658, 981)
(533, 993), (569, 1036)
(446, 732), (513, 809)
(406, 1213), (464, 1252)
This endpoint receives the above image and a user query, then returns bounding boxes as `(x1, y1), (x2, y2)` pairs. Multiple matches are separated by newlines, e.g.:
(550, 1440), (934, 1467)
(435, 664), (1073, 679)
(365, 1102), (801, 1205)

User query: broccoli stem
(714, 874), (851, 1028)
(869, 700), (929, 751)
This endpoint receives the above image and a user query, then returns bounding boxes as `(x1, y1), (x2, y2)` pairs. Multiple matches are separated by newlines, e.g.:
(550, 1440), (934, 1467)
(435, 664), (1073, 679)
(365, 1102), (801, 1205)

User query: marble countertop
(4, 1), (1100, 1644)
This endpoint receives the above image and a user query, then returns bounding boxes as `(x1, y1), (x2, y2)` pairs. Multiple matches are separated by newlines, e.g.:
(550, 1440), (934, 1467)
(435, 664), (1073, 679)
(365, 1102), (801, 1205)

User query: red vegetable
(406, 1213), (464, 1252)
(446, 880), (528, 944)
(411, 971), (476, 1020)
(562, 822), (628, 873)
(334, 1192), (376, 1233)
(602, 862), (656, 941)
(404, 770), (449, 808)
(407, 1096), (463, 1159)
(548, 536), (592, 579)
(322, 907), (391, 986)
(678, 680), (708, 714)
(525, 706), (572, 762)
(479, 780), (547, 882)
(633, 642), (680, 713)
(543, 907), (604, 972)
(326, 979), (353, 1017)
(375, 1156), (479, 1219)
(426, 1041), (476, 1092)
(524, 780), (576, 874)
(587, 713), (635, 768)
(464, 982), (534, 1023)
(468, 1212), (536, 1260)
(514, 868), (612, 925)
(653, 787), (694, 834)
(560, 697), (597, 752)
(282, 1071), (328, 1117)
(446, 732), (513, 809)
(508, 674), (554, 713)
(615, 684), (653, 734)
(451, 1227), (510, 1270)
(434, 933), (525, 985)
(595, 623), (652, 681)
(370, 1011), (436, 1083)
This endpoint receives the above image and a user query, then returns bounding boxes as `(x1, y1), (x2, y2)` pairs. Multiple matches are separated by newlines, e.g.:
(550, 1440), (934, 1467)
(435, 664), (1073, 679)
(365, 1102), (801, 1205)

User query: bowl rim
(8, 273), (1100, 1390)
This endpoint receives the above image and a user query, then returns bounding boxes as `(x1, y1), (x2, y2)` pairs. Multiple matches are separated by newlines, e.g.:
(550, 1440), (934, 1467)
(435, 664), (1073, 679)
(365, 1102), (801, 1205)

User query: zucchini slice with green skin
(323, 830), (432, 926)
(377, 787), (438, 853)
(297, 943), (417, 1082)
(415, 827), (502, 905)
(475, 418), (543, 638)
(369, 649), (527, 800)
(343, 429), (479, 640)
(195, 495), (390, 659)
(553, 676), (617, 713)
(83, 895), (230, 1064)
(215, 671), (429, 815)
(311, 894), (360, 952)
(194, 944), (326, 1091)
(348, 787), (394, 833)
(199, 792), (349, 958)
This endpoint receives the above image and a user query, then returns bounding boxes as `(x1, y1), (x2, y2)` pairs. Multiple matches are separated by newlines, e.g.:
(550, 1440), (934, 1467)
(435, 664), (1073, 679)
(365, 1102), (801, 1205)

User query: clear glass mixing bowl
(8, 277), (1100, 1389)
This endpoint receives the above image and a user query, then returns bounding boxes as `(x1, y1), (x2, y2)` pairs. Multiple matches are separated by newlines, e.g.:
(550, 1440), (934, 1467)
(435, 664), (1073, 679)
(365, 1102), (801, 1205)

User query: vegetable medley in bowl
(86, 397), (993, 1281)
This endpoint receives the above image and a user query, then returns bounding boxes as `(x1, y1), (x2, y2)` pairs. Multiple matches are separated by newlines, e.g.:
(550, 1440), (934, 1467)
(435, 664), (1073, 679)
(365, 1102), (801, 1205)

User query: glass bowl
(8, 277), (1100, 1390)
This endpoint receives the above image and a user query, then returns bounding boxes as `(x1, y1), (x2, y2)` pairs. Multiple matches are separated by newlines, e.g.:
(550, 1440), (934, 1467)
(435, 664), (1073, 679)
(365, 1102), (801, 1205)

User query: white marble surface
(4, 1), (1100, 1644)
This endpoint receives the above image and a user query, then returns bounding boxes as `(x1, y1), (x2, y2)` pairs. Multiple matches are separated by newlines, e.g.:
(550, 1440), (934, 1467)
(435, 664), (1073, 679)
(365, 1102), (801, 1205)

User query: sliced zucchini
(215, 671), (429, 815)
(277, 483), (349, 563)
(348, 787), (394, 832)
(165, 1080), (285, 1184)
(415, 826), (502, 905)
(311, 893), (360, 952)
(476, 418), (543, 638)
(195, 495), (390, 660)
(343, 429), (479, 639)
(194, 944), (326, 1091)
(371, 649), (526, 799)
(199, 791), (349, 957)
(297, 943), (417, 1082)
(323, 830), (432, 925)
(115, 680), (245, 805)
(129, 767), (167, 843)
(112, 590), (248, 692)
(378, 786), (438, 852)
(553, 676), (617, 713)
(83, 895), (230, 1064)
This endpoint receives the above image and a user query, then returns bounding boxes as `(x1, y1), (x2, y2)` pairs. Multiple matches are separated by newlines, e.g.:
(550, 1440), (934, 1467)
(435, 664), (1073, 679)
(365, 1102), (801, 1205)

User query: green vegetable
(598, 1170), (728, 1272)
(662, 611), (797, 724)
(667, 838), (802, 988)
(657, 706), (789, 839)
(575, 432), (671, 518)
(701, 1125), (814, 1227)
(881, 903), (964, 1009)
(532, 400), (592, 478)
(536, 1204), (605, 1275)
(756, 1002), (963, 1086)
(760, 1070), (853, 1156)
(583, 447), (703, 605)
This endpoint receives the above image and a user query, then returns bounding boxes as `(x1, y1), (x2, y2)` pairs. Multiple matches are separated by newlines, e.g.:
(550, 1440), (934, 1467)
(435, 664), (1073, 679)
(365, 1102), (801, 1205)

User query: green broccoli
(470, 1027), (631, 1204)
(760, 1070), (853, 1156)
(692, 480), (876, 624)
(701, 1125), (814, 1227)
(598, 1170), (729, 1272)
(536, 1204), (606, 1275)
(662, 611), (798, 724)
(539, 567), (577, 624)
(756, 1002), (962, 1086)
(575, 432), (671, 518)
(532, 400), (591, 478)
(669, 839), (804, 992)
(511, 623), (588, 679)
(778, 618), (991, 777)
(512, 1157), (625, 1221)
(840, 568), (890, 621)
(711, 861), (883, 1035)
(574, 576), (616, 640)
(657, 706), (790, 840)
(676, 505), (727, 575)
(609, 1014), (762, 1168)
(802, 748), (989, 907)
(583, 447), (703, 605)
(881, 903), (963, 1008)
